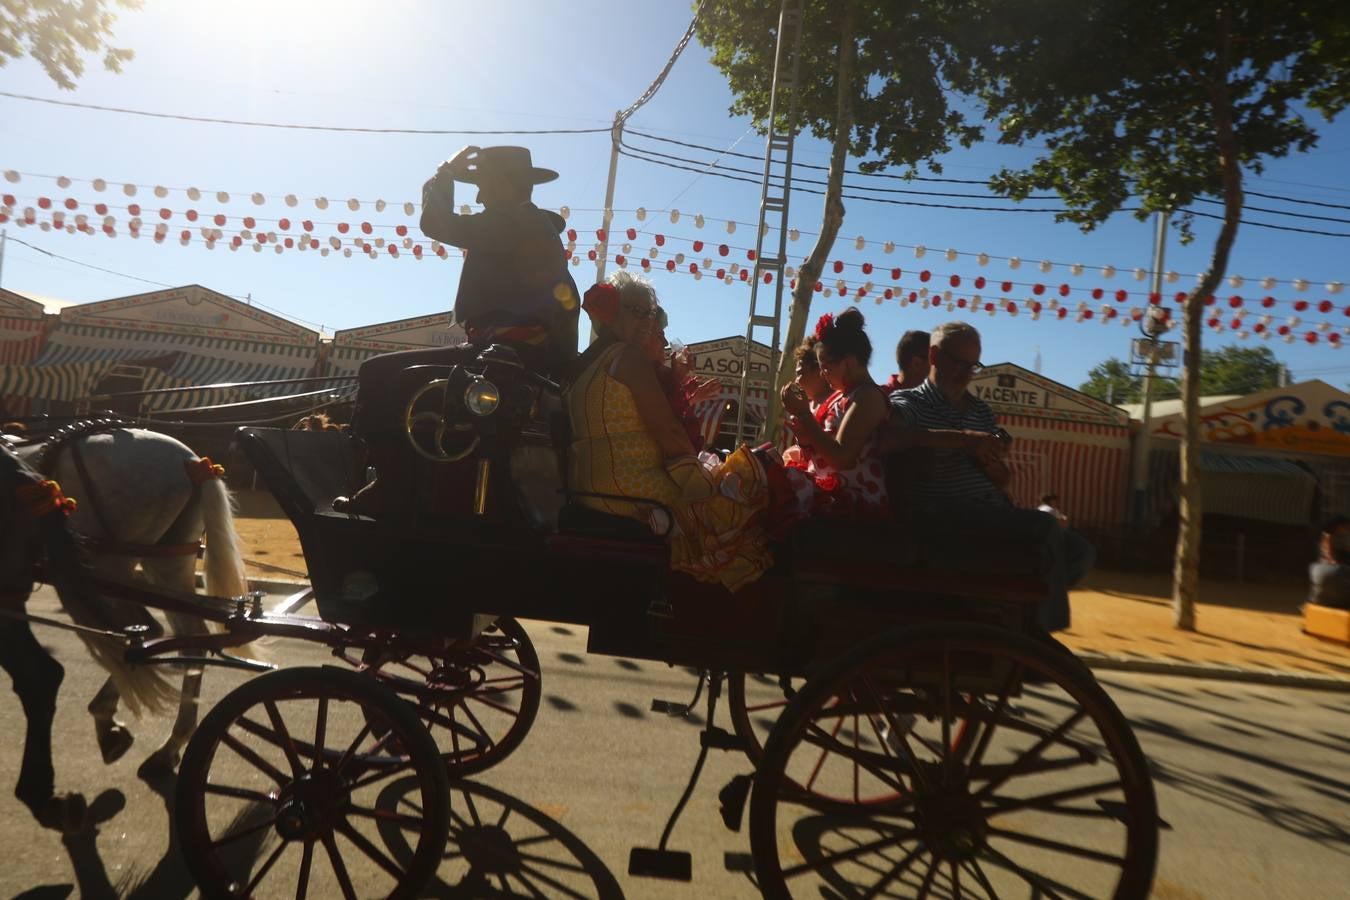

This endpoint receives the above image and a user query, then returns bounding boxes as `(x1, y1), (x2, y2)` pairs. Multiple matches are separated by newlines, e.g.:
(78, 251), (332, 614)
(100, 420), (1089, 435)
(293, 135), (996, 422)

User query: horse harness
(33, 418), (207, 560)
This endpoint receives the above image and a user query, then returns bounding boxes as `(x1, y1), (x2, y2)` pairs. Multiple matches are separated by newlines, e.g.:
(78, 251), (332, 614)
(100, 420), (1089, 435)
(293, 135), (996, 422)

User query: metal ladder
(733, 0), (805, 443)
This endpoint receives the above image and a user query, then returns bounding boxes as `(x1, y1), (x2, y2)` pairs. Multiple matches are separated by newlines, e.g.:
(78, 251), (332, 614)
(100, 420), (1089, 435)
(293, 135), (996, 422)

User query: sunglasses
(939, 345), (983, 375)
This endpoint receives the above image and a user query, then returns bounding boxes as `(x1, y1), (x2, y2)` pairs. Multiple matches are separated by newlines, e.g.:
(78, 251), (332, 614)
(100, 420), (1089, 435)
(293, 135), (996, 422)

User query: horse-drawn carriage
(8, 342), (1160, 898)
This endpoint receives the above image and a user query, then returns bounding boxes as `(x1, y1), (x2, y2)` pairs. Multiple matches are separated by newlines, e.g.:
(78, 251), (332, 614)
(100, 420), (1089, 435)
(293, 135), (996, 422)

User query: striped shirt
(889, 379), (1006, 504)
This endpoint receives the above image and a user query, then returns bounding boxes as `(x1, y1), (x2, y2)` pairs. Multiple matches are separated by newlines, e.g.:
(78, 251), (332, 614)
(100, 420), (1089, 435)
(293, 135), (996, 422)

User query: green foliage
(0, 0), (141, 90)
(1080, 345), (1282, 404)
(950, 0), (1350, 240)
(694, 0), (983, 176)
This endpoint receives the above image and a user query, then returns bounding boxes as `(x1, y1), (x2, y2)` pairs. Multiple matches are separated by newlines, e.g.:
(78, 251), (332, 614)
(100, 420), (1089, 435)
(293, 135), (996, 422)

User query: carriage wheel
(176, 666), (450, 900)
(749, 624), (1158, 900)
(729, 671), (976, 804)
(355, 617), (542, 778)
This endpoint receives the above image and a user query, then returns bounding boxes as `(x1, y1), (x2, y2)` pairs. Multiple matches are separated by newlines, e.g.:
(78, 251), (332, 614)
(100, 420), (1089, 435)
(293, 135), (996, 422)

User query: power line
(1193, 196), (1350, 225)
(0, 90), (610, 135)
(617, 1), (706, 125)
(1245, 189), (1350, 212)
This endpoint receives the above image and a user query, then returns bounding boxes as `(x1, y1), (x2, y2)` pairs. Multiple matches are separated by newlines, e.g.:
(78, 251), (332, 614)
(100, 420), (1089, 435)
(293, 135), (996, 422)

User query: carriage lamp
(464, 377), (501, 417)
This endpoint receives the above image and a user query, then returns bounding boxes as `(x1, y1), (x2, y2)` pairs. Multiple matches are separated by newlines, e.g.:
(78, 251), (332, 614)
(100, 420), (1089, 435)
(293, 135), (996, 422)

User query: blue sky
(3, 0), (1349, 391)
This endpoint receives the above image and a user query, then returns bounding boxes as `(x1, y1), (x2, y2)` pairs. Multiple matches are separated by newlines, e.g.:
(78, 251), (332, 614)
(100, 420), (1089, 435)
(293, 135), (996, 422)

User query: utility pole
(594, 112), (624, 290)
(0, 228), (7, 289)
(1129, 210), (1169, 527)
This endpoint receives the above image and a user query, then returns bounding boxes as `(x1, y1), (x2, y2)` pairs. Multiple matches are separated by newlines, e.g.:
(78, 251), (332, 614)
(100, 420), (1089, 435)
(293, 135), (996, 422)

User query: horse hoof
(97, 723), (135, 765)
(137, 751), (179, 780)
(35, 792), (88, 835)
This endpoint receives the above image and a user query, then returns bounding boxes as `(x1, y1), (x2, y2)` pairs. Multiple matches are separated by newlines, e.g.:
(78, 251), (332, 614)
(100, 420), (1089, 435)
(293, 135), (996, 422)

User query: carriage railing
(82, 374), (360, 425)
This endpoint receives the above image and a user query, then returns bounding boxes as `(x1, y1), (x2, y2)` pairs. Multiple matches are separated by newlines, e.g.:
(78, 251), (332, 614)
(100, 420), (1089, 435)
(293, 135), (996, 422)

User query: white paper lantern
(459, 204), (471, 215)
(785, 266), (796, 279)
(329, 236), (341, 249)
(725, 220), (736, 234)
(1133, 267), (1147, 281)
(1260, 276), (1275, 289)
(154, 185), (168, 198)
(648, 247), (659, 258)
(823, 288), (832, 298)
(1294, 279), (1309, 292)
(621, 242), (632, 254)
(635, 207), (647, 221)
(789, 228), (800, 242)
(915, 245), (927, 259)
(54, 175), (71, 189)
(730, 263), (740, 275)
(252, 243), (261, 252)
(123, 183), (136, 196)
(703, 258), (712, 269)
(884, 241), (895, 254)
(675, 253), (685, 264)
(1102, 265), (1115, 279)
(1228, 274), (1243, 288)
(1038, 259), (1052, 273)
(315, 196), (329, 210)
(1288, 316), (1301, 327)
(374, 199), (386, 212)
(1318, 321), (1331, 332)
(1070, 263), (1084, 276)
(855, 235), (866, 251)
(1329, 282), (1344, 295)
(240, 228), (252, 240)
(403, 201), (415, 216)
(217, 191), (230, 203)
(946, 248), (958, 262)
(694, 214), (705, 228)
(670, 209), (681, 224)
(38, 221), (50, 232)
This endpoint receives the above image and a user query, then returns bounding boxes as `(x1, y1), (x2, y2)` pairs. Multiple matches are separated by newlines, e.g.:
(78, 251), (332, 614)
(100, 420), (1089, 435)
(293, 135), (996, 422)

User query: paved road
(0, 585), (1347, 898)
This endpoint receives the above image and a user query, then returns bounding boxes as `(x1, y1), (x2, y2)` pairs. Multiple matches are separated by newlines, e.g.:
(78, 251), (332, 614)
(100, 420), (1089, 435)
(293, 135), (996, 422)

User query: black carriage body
(236, 426), (1042, 686)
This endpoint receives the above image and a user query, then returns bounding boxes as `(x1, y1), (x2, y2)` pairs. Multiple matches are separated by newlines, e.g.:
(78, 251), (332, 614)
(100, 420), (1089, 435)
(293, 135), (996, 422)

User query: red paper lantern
(1306, 331), (1319, 344)
(814, 282), (823, 293)
(213, 213), (226, 226)
(692, 240), (704, 252)
(974, 276), (986, 290)
(1278, 324), (1291, 335)
(883, 288), (893, 299)
(1331, 332), (1342, 345)
(1105, 307), (1118, 319)
(626, 227), (636, 240)
(1030, 301), (1042, 313)
(63, 198), (77, 210)
(1000, 281), (1012, 293)
(241, 215), (255, 228)
(102, 224), (114, 236)
(1115, 289), (1128, 302)
(891, 268), (902, 280)
(984, 302), (995, 312)
(231, 236), (242, 247)
(1207, 318), (1219, 328)
(1092, 287), (1104, 300)
(160, 208), (172, 220)
(747, 249), (756, 261)
(388, 245), (398, 256)
(566, 228), (577, 241)
(1057, 308), (1068, 319)
(951, 274), (962, 288)
(833, 260), (844, 273)
(716, 268), (725, 279)
(337, 222), (350, 233)
(1262, 295), (1275, 307)
(279, 218), (291, 231)
(642, 258), (652, 270)
(37, 197), (51, 209)
(1149, 293), (1162, 306)
(302, 220), (314, 232)
(413, 244), (423, 257)
(1319, 300), (1333, 313)
(1204, 294), (1216, 306)
(615, 254), (626, 266)
(763, 272), (773, 284)
(1082, 309), (1094, 319)
(587, 249), (597, 261)
(739, 269), (749, 281)
(1294, 299), (1309, 312)
(655, 234), (665, 246)
(1229, 295), (1242, 308)
(128, 203), (141, 217)
(361, 222), (373, 235)
(1005, 301), (1016, 313)
(1176, 292), (1188, 303)
(1254, 323), (1266, 333)
(362, 242), (373, 254)
(180, 229), (190, 241)
(862, 262), (873, 275)
(595, 228), (606, 241)
(1230, 317), (1241, 329)
(839, 286), (849, 297)
(1032, 283), (1045, 295)
(186, 209), (199, 221)
(957, 298), (967, 308)
(93, 203), (107, 215)
(919, 269), (931, 282)
(436, 245), (447, 257)
(284, 237), (294, 248)
(1, 194), (13, 206)
(666, 259), (676, 271)
(718, 244), (728, 256)
(1058, 283), (1070, 297)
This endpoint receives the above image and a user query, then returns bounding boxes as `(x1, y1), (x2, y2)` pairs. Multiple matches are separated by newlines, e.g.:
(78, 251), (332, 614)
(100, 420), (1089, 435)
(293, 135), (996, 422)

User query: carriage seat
(788, 517), (1046, 604)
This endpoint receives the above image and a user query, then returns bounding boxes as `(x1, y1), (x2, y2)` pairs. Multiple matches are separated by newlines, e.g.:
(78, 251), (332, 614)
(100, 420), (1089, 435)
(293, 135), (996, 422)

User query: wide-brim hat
(460, 146), (558, 186)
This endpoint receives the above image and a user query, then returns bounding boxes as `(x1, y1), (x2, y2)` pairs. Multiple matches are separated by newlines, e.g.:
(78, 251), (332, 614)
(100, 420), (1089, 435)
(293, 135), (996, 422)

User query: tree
(957, 1), (1350, 628)
(1080, 345), (1279, 404)
(695, 0), (981, 431)
(0, 0), (140, 90)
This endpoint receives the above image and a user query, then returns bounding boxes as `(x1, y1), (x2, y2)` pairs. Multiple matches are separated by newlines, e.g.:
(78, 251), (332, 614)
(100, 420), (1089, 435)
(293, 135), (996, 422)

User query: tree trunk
(1173, 8), (1242, 631)
(769, 0), (857, 435)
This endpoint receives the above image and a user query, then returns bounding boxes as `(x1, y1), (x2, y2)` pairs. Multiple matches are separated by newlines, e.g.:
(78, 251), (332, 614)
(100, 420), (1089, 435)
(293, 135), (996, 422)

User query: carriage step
(718, 774), (753, 831)
(700, 726), (748, 751)
(629, 847), (692, 881)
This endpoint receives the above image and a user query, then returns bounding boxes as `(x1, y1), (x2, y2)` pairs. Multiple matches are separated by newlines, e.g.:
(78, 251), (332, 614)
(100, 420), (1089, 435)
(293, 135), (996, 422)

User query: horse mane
(27, 417), (134, 476)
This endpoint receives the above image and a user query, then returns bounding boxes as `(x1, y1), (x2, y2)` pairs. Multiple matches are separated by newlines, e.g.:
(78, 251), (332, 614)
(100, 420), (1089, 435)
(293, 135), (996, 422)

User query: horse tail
(199, 477), (248, 601)
(41, 513), (177, 717)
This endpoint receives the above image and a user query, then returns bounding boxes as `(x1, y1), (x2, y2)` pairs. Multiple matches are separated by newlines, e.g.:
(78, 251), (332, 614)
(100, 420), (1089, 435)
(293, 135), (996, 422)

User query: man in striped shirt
(886, 322), (1094, 632)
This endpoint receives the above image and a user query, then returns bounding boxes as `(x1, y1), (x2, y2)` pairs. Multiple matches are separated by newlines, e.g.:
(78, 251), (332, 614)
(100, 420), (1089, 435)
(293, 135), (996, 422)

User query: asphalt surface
(0, 585), (1347, 899)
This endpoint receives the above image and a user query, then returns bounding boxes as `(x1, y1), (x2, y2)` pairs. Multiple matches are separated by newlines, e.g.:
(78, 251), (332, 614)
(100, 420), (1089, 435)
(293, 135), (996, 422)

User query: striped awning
(0, 359), (121, 402)
(1147, 448), (1316, 526)
(325, 343), (381, 377)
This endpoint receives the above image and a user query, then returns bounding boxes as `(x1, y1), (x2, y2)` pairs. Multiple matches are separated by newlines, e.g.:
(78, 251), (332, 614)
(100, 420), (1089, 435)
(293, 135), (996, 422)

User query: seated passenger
(885, 321), (1094, 632)
(781, 335), (834, 467)
(643, 306), (721, 453)
(780, 309), (890, 516)
(1308, 515), (1350, 610)
(883, 329), (931, 395)
(565, 272), (771, 591)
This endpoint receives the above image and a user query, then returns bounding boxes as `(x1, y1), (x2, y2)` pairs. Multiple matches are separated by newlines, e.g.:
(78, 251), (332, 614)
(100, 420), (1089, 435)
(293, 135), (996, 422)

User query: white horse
(17, 425), (249, 777)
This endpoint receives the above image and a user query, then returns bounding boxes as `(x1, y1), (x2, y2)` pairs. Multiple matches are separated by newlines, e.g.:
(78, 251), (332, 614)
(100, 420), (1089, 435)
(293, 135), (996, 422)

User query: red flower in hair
(814, 312), (835, 340)
(582, 283), (620, 324)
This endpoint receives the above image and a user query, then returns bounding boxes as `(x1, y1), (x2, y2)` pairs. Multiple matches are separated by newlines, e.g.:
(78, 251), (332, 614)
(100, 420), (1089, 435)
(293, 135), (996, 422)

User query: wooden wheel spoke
(985, 825), (1124, 866)
(244, 838), (289, 894)
(975, 708), (1088, 799)
(344, 757), (421, 793)
(420, 704), (493, 748)
(965, 665), (1021, 770)
(313, 696), (327, 753)
(798, 724), (911, 796)
(321, 832), (359, 900)
(209, 812), (278, 849)
(221, 729), (290, 787)
(746, 697), (793, 714)
(983, 779), (1124, 817)
(978, 845), (1098, 900)
(859, 672), (933, 794)
(346, 802), (427, 829)
(804, 715), (847, 792)
(781, 827), (919, 878)
(949, 858), (963, 899)
(263, 700), (305, 776)
(464, 689), (525, 717)
(335, 819), (407, 880)
(295, 840), (313, 900)
(963, 857), (1001, 899)
(457, 699), (498, 748)
(515, 850), (590, 873)
(204, 781), (276, 804)
(334, 720), (376, 776)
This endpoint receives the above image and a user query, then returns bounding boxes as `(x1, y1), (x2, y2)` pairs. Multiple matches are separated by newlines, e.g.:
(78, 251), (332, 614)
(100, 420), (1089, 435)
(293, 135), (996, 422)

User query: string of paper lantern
(5, 170), (1345, 293)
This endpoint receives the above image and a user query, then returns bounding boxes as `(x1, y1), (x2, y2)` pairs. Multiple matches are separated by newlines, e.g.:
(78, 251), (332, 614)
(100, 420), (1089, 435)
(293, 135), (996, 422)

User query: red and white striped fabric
(0, 317), (47, 416)
(998, 413), (1131, 527)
